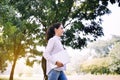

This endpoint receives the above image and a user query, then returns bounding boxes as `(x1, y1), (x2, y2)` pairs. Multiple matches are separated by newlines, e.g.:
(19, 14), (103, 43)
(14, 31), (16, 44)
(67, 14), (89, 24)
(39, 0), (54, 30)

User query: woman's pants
(48, 69), (67, 80)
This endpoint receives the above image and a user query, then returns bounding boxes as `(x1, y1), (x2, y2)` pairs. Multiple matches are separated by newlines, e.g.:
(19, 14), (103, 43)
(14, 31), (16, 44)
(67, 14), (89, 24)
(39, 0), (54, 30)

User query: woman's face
(55, 24), (64, 37)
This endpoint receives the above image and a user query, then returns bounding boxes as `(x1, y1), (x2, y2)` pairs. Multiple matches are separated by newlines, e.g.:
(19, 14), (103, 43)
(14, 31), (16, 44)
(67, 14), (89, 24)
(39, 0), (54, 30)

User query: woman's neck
(55, 34), (60, 37)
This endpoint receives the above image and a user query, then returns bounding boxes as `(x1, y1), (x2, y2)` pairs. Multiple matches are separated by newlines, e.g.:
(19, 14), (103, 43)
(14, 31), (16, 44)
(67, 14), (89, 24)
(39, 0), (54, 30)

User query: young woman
(43, 22), (68, 80)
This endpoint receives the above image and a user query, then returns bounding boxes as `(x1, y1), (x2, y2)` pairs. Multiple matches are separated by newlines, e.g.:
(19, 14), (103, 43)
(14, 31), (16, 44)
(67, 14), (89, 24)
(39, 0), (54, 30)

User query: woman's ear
(54, 28), (57, 32)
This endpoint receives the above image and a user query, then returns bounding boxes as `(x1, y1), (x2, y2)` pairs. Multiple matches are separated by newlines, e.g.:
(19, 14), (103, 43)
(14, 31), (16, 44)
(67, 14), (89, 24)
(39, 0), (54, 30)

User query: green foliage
(100, 0), (120, 7)
(9, 0), (112, 49)
(0, 52), (8, 73)
(0, 1), (42, 79)
(90, 66), (110, 74)
(86, 35), (120, 57)
(80, 57), (111, 74)
(109, 41), (120, 74)
(78, 36), (120, 74)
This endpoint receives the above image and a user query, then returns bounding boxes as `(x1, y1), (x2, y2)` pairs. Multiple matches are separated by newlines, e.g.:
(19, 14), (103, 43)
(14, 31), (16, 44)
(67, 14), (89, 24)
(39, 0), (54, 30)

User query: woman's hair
(46, 22), (61, 41)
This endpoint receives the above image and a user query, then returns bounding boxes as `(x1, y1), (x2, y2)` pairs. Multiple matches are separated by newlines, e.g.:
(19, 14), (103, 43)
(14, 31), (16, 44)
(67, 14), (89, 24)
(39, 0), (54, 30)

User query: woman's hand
(55, 61), (63, 67)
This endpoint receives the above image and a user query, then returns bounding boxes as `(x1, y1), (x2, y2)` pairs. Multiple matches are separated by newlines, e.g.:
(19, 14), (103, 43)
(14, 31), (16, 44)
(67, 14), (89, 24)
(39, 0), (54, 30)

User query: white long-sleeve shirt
(43, 36), (66, 75)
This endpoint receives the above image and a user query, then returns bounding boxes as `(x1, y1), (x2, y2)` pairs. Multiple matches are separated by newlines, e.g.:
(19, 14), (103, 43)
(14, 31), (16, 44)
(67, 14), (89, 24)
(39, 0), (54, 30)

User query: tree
(2, 17), (42, 80)
(100, 0), (120, 7)
(86, 35), (120, 57)
(109, 41), (120, 74)
(0, 0), (42, 80)
(9, 0), (111, 49)
(0, 0), (12, 73)
(0, 0), (120, 80)
(0, 29), (8, 73)
(4, 22), (43, 80)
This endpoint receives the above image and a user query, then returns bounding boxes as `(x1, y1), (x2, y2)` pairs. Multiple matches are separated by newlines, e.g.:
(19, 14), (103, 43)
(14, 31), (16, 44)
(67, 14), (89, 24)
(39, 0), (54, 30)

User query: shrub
(80, 57), (111, 74)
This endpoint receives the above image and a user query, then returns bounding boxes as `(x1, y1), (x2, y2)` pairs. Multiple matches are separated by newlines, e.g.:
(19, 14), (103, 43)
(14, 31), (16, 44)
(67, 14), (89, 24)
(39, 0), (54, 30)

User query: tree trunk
(9, 56), (18, 80)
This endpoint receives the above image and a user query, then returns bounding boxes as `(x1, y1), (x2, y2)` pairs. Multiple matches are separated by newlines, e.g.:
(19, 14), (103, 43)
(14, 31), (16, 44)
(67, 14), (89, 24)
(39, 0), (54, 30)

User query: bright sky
(102, 3), (120, 37)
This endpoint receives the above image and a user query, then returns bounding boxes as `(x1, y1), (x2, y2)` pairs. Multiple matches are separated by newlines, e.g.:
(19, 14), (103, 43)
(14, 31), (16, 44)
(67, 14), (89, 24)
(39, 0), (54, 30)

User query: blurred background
(0, 0), (120, 80)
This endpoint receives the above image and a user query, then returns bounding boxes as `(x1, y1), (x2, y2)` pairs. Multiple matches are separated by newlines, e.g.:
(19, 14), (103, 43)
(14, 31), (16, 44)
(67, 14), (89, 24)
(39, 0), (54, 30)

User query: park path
(0, 74), (120, 80)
